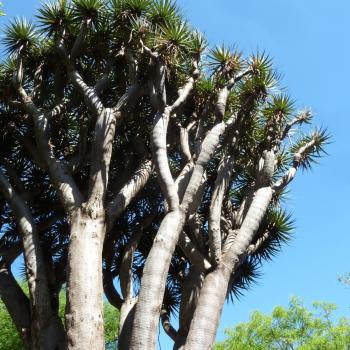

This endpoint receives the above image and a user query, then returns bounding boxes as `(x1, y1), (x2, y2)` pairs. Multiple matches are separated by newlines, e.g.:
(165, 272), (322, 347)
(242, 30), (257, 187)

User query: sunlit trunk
(65, 207), (106, 350)
(184, 187), (273, 350)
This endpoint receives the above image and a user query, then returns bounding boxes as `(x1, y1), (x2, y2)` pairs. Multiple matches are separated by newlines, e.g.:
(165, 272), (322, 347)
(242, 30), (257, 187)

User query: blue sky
(2, 0), (350, 348)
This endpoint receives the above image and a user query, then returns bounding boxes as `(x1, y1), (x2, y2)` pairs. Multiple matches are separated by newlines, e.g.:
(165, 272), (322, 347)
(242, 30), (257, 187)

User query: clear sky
(2, 0), (350, 348)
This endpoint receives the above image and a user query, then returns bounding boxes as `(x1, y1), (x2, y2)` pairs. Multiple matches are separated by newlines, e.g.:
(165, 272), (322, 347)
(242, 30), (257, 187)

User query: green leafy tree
(0, 0), (328, 349)
(215, 298), (350, 350)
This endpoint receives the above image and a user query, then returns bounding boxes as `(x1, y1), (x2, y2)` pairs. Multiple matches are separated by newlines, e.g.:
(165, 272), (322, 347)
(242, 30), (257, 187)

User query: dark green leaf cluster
(3, 18), (38, 55)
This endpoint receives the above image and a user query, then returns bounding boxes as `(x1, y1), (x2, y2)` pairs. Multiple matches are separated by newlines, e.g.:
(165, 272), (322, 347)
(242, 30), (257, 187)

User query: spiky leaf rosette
(72, 0), (104, 27)
(228, 257), (261, 301)
(250, 209), (294, 262)
(155, 21), (191, 64)
(208, 45), (242, 79)
(3, 18), (38, 55)
(37, 0), (73, 37)
(148, 0), (181, 26)
(110, 0), (150, 24)
(263, 95), (295, 122)
(289, 128), (330, 170)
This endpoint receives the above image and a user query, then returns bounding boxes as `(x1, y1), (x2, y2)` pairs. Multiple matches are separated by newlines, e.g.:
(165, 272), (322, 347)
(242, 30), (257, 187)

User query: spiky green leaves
(229, 257), (261, 300)
(251, 209), (294, 261)
(238, 51), (278, 101)
(189, 30), (207, 57)
(0, 59), (17, 98)
(37, 0), (73, 37)
(249, 51), (273, 75)
(264, 95), (295, 122)
(208, 45), (242, 78)
(261, 95), (295, 146)
(157, 21), (191, 55)
(72, 0), (104, 27)
(290, 128), (330, 170)
(294, 109), (313, 125)
(111, 0), (150, 20)
(148, 0), (180, 26)
(3, 18), (38, 55)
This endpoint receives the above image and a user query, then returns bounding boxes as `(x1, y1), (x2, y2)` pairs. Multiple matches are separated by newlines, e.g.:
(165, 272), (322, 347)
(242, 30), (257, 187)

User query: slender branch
(246, 230), (270, 255)
(0, 264), (31, 347)
(178, 231), (211, 272)
(30, 61), (44, 100)
(70, 19), (89, 60)
(177, 124), (193, 163)
(13, 57), (83, 213)
(103, 232), (124, 309)
(140, 38), (159, 59)
(161, 308), (177, 342)
(175, 160), (194, 202)
(169, 61), (200, 114)
(151, 108), (180, 210)
(208, 153), (236, 265)
(215, 68), (252, 121)
(214, 86), (229, 121)
(227, 68), (253, 89)
(181, 114), (237, 214)
(151, 60), (167, 111)
(120, 224), (144, 301)
(106, 158), (153, 227)
(187, 214), (205, 253)
(272, 139), (316, 192)
(281, 110), (312, 140)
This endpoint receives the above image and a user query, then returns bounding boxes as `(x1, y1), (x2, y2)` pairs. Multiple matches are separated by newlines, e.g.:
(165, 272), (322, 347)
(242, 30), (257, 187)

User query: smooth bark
(0, 171), (66, 349)
(184, 187), (273, 349)
(65, 208), (106, 350)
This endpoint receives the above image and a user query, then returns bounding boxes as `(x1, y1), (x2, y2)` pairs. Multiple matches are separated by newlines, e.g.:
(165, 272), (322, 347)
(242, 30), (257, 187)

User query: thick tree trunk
(129, 210), (185, 349)
(184, 187), (273, 350)
(118, 298), (137, 350)
(183, 267), (230, 350)
(65, 207), (106, 350)
(0, 171), (66, 350)
(173, 266), (204, 350)
(129, 119), (235, 350)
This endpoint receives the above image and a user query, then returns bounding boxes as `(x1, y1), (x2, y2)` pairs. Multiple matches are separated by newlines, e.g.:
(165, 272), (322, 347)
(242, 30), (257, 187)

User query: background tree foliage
(215, 298), (350, 350)
(0, 300), (24, 350)
(0, 0), (329, 349)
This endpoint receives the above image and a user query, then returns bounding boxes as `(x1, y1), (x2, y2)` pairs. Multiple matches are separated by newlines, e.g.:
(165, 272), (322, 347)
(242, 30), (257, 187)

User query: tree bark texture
(65, 208), (106, 350)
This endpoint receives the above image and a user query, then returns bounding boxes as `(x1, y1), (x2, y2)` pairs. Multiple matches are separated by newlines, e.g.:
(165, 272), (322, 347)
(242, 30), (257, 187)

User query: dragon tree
(0, 0), (329, 349)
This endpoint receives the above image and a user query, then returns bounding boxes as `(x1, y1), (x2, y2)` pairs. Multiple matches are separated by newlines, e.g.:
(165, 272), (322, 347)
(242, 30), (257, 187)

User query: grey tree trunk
(184, 187), (273, 349)
(129, 210), (185, 349)
(65, 208), (106, 350)
(173, 266), (204, 350)
(0, 171), (66, 350)
(129, 117), (235, 350)
(118, 299), (137, 350)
